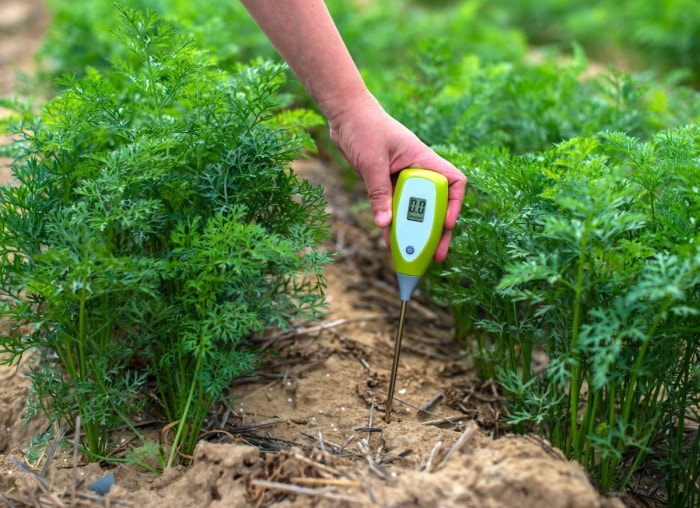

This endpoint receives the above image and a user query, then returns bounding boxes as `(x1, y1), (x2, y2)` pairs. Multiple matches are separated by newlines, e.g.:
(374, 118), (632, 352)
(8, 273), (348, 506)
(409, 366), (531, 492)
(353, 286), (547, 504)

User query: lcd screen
(407, 197), (426, 222)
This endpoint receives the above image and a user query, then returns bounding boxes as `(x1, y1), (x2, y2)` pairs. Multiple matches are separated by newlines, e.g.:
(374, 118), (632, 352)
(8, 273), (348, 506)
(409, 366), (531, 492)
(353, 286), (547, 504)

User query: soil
(0, 1), (661, 507)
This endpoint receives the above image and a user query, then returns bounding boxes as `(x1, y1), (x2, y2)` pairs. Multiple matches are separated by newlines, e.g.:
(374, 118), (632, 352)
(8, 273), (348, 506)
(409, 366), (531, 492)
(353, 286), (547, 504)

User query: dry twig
(40, 424), (67, 478)
(373, 388), (440, 418)
(250, 479), (364, 504)
(420, 415), (467, 427)
(290, 477), (362, 488)
(418, 392), (444, 416)
(227, 417), (286, 433)
(434, 420), (479, 471)
(423, 441), (442, 473)
(259, 315), (389, 349)
(288, 451), (346, 479)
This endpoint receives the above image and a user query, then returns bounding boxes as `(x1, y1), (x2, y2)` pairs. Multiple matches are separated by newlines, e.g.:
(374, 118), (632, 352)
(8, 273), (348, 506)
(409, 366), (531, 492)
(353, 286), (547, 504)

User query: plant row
(1, 7), (330, 467)
(395, 43), (700, 507)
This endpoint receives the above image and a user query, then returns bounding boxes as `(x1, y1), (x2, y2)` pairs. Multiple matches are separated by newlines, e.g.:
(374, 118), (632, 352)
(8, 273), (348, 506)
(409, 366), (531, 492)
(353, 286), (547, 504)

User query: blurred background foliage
(35, 0), (700, 161)
(39, 0), (700, 85)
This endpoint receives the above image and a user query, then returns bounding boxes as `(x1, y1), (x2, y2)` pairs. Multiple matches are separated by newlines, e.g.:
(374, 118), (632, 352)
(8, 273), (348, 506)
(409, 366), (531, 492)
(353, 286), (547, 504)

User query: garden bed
(0, 1), (673, 506)
(0, 159), (649, 506)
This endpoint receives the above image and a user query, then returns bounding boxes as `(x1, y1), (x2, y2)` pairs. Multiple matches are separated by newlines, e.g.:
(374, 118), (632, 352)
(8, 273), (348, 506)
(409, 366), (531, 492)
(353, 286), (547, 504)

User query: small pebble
(87, 472), (115, 496)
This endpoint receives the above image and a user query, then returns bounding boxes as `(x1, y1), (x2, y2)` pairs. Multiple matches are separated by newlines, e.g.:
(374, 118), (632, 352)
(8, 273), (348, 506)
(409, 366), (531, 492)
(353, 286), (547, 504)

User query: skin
(239, 0), (467, 261)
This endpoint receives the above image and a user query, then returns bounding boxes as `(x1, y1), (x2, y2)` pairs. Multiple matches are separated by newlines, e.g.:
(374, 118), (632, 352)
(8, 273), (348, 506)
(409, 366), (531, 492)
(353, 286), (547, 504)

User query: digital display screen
(407, 197), (427, 222)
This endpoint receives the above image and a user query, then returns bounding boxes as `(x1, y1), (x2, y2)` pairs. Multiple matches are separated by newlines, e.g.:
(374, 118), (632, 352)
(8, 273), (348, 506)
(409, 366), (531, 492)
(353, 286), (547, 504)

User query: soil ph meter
(386, 168), (448, 422)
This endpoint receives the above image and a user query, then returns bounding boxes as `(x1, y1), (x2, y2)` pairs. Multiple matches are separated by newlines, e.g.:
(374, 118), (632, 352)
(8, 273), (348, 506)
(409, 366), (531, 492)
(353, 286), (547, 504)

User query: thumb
(364, 170), (393, 229)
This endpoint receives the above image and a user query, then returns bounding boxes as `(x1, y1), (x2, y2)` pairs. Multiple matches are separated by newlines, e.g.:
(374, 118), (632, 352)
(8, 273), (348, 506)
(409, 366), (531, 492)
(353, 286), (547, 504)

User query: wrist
(320, 88), (382, 131)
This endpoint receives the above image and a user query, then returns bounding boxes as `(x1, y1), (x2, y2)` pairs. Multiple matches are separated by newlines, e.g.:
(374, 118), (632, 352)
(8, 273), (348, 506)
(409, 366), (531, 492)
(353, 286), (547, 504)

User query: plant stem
(77, 273), (99, 454)
(166, 331), (206, 468)
(599, 382), (617, 489)
(582, 388), (599, 472)
(78, 279), (88, 382)
(568, 220), (590, 460)
(620, 300), (668, 427)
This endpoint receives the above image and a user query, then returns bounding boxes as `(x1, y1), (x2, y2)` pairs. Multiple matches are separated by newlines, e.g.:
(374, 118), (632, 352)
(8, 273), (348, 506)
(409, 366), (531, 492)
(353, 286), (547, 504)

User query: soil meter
(386, 168), (448, 422)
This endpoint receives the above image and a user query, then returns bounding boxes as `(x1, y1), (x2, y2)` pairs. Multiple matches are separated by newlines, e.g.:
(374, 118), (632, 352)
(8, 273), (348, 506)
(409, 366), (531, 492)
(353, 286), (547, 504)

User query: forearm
(239, 0), (375, 123)
(241, 0), (467, 248)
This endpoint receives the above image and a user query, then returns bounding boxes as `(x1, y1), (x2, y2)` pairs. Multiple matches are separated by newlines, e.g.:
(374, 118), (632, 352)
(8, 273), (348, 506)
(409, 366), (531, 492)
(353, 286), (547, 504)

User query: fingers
(413, 153), (467, 261)
(363, 170), (394, 230)
(329, 101), (467, 261)
(433, 180), (464, 262)
(422, 153), (467, 229)
(445, 171), (468, 229)
(382, 227), (391, 250)
(434, 229), (453, 263)
(361, 152), (467, 261)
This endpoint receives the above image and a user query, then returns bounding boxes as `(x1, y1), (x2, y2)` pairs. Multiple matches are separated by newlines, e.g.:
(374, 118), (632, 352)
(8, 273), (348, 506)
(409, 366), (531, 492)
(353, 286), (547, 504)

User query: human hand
(326, 92), (467, 262)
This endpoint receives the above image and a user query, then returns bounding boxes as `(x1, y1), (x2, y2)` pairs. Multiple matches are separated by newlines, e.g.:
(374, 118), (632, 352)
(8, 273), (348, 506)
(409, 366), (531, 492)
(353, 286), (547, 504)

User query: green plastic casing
(390, 169), (448, 298)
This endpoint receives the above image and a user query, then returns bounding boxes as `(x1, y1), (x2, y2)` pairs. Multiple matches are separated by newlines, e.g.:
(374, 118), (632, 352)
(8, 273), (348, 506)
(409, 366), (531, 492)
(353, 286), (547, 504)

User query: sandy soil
(0, 1), (657, 507)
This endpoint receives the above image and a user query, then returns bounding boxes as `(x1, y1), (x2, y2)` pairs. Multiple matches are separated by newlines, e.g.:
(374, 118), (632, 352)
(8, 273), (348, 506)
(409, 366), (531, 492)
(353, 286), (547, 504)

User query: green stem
(508, 301), (520, 375)
(608, 300), (669, 489)
(568, 222), (590, 460)
(599, 382), (617, 489)
(77, 275), (100, 454)
(620, 299), (668, 426)
(57, 330), (78, 383)
(166, 332), (205, 468)
(551, 417), (562, 451)
(78, 281), (88, 381)
(582, 388), (599, 472)
(141, 34), (162, 117)
(521, 338), (532, 384)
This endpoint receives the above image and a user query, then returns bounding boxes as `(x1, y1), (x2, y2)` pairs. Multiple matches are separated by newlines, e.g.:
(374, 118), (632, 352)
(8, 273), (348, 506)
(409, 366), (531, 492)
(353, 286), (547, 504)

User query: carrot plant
(0, 6), (330, 466)
(438, 126), (700, 500)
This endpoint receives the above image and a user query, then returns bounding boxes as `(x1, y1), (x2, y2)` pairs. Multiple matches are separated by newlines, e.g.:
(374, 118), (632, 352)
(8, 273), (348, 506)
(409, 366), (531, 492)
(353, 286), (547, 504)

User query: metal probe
(385, 300), (408, 422)
(385, 168), (448, 423)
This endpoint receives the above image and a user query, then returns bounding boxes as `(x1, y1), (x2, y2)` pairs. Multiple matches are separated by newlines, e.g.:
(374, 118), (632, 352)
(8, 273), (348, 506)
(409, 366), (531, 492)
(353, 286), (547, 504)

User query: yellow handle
(390, 168), (448, 278)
